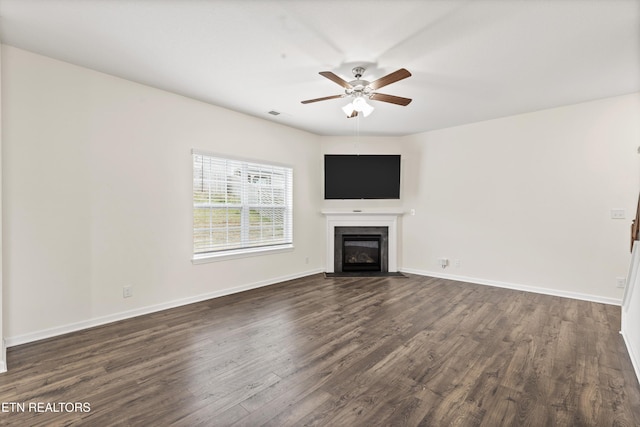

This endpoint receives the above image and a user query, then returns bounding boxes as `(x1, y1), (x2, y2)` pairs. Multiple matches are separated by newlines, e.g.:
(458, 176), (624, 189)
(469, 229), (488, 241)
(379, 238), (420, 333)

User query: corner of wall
(621, 241), (640, 385)
(0, 38), (6, 373)
(0, 340), (6, 373)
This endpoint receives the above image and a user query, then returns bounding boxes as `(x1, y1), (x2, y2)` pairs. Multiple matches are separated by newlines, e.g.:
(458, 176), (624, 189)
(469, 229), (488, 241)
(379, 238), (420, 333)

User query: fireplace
(342, 235), (382, 272)
(322, 210), (402, 273)
(334, 226), (389, 273)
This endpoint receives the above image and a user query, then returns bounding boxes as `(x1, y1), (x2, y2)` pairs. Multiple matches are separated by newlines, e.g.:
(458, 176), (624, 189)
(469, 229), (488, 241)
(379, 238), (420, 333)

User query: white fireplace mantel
(322, 209), (404, 273)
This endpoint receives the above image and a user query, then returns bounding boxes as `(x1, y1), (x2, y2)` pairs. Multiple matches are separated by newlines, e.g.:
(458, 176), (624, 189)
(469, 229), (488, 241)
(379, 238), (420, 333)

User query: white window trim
(191, 149), (294, 262)
(191, 243), (294, 264)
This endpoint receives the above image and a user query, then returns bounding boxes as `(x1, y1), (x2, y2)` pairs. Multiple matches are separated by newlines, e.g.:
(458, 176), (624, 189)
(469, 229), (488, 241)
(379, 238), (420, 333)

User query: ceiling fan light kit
(302, 66), (412, 118)
(351, 96), (374, 117)
(341, 103), (355, 116)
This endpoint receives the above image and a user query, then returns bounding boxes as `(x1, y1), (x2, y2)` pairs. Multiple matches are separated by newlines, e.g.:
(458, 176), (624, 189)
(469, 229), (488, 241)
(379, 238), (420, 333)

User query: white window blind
(193, 152), (293, 256)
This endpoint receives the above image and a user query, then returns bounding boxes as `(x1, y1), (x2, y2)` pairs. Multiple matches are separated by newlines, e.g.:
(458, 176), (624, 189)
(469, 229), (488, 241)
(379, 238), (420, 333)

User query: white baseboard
(5, 267), (622, 349)
(5, 268), (324, 348)
(621, 330), (640, 385)
(400, 268), (622, 306)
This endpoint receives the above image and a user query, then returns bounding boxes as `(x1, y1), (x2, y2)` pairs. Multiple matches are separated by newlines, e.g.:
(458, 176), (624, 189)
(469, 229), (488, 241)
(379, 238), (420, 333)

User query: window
(192, 151), (293, 260)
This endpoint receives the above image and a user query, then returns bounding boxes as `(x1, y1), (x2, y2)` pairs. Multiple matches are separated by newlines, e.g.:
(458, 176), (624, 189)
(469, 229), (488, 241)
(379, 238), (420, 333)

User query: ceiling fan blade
(319, 71), (353, 89)
(301, 94), (344, 104)
(370, 93), (412, 106)
(368, 68), (412, 90)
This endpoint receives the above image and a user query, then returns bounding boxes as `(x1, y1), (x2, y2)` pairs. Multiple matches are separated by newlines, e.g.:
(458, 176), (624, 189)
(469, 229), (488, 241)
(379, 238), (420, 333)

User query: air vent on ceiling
(268, 110), (281, 116)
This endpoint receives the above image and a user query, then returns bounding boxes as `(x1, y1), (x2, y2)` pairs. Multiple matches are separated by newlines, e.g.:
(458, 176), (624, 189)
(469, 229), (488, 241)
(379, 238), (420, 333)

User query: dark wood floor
(1, 273), (639, 426)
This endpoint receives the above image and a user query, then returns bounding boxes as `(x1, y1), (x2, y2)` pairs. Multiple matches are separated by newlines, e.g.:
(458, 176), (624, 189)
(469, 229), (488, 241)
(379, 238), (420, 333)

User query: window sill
(191, 244), (294, 264)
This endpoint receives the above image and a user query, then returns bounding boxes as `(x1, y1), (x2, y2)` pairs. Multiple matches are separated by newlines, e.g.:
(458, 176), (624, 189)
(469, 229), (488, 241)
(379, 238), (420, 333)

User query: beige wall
(401, 94), (639, 301)
(320, 94), (640, 303)
(3, 44), (639, 345)
(2, 46), (323, 343)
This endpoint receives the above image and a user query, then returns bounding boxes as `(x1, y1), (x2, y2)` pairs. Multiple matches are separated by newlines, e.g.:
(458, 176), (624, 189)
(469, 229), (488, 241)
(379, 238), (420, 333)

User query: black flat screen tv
(324, 154), (401, 199)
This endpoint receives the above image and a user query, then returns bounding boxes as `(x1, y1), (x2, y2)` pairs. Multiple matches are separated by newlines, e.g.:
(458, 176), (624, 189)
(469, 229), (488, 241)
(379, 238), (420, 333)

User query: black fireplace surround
(334, 226), (389, 273)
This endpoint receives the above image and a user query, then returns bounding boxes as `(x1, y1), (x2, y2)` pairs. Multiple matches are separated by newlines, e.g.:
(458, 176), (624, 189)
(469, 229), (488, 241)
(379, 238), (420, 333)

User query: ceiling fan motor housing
(301, 66), (412, 107)
(348, 67), (371, 97)
(346, 83), (371, 97)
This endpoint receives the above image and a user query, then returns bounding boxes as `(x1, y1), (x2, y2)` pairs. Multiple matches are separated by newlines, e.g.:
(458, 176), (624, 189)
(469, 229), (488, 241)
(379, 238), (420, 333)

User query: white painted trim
(321, 209), (406, 216)
(5, 268), (324, 348)
(191, 148), (293, 169)
(622, 241), (640, 313)
(621, 241), (640, 386)
(401, 267), (622, 306)
(0, 340), (6, 373)
(192, 244), (294, 264)
(621, 330), (640, 385)
(323, 212), (401, 273)
(0, 39), (5, 373)
(4, 265), (624, 350)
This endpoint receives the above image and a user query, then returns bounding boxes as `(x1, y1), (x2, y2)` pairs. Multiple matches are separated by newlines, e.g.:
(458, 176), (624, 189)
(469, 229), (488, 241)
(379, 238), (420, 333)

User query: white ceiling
(0, 0), (638, 136)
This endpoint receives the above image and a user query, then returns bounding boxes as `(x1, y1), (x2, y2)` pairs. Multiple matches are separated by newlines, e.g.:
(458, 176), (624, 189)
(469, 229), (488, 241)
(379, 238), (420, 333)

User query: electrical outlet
(437, 258), (449, 269)
(616, 277), (626, 288)
(611, 209), (626, 219)
(123, 286), (133, 298)
(454, 259), (461, 268)
(305, 256), (309, 264)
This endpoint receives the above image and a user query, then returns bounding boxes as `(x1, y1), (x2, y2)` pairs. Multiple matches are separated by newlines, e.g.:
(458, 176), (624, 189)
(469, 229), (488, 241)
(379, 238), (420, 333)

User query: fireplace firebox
(342, 235), (382, 272)
(333, 226), (389, 273)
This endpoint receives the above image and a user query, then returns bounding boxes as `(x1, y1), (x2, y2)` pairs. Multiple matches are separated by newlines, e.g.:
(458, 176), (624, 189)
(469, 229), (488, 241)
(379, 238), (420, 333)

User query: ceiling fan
(301, 67), (412, 118)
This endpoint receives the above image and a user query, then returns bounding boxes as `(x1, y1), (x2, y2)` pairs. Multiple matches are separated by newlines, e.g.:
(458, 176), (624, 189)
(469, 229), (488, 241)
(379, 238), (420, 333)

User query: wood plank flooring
(0, 273), (639, 426)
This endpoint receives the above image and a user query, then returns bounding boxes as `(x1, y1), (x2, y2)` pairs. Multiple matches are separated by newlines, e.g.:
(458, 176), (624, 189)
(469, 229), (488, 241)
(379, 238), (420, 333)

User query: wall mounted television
(324, 154), (401, 199)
